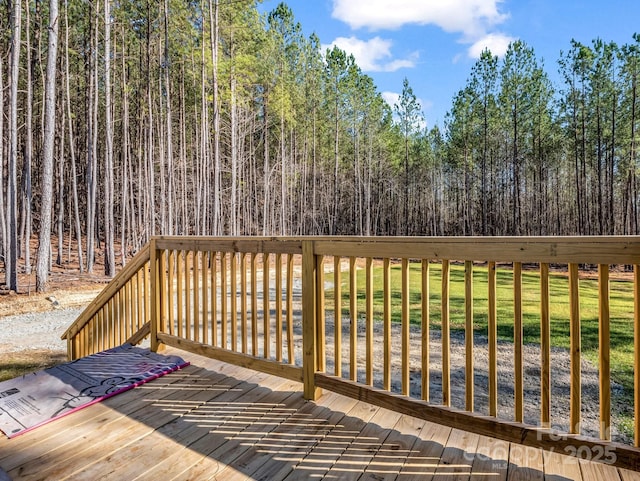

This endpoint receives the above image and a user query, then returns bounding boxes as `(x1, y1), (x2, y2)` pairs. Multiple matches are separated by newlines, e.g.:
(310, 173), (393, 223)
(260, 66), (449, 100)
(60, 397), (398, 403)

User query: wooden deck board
(543, 449), (583, 481)
(216, 391), (359, 481)
(63, 371), (295, 480)
(0, 347), (635, 481)
(323, 407), (403, 480)
(507, 444), (544, 481)
(0, 365), (210, 475)
(470, 435), (509, 481)
(431, 428), (480, 481)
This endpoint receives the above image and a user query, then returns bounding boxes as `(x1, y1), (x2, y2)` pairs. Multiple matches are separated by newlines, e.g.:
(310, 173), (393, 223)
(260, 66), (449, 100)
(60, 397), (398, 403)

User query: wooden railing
(62, 236), (640, 471)
(61, 244), (152, 359)
(150, 237), (304, 382)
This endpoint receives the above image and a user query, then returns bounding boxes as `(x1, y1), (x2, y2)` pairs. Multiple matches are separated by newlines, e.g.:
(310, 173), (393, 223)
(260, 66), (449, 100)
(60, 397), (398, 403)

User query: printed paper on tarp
(0, 344), (189, 438)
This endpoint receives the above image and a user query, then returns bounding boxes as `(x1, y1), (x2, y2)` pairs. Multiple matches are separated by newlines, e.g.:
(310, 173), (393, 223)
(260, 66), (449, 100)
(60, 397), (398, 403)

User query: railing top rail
(309, 236), (640, 265)
(152, 235), (640, 264)
(152, 236), (304, 254)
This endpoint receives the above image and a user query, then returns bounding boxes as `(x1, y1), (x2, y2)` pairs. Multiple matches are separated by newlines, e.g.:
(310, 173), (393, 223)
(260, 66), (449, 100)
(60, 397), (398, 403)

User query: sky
(259, 0), (640, 129)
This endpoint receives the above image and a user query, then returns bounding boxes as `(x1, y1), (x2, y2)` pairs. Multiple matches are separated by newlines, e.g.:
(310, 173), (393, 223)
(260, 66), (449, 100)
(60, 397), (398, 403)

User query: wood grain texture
(4, 347), (638, 479)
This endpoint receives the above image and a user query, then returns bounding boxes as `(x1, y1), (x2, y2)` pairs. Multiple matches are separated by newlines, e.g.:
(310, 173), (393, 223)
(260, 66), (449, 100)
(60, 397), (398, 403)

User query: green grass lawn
(325, 261), (635, 414)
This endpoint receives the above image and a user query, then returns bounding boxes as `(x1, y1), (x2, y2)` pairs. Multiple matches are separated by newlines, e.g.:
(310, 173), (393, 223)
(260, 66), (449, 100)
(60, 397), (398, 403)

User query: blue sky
(259, 0), (640, 129)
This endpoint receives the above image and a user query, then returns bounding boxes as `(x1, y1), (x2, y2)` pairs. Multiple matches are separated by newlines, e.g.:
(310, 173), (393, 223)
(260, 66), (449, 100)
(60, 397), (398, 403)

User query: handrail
(62, 235), (640, 471)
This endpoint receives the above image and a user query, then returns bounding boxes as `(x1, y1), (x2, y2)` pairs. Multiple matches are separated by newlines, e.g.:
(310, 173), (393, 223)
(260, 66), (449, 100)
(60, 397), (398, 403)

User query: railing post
(150, 238), (164, 352)
(302, 240), (320, 400)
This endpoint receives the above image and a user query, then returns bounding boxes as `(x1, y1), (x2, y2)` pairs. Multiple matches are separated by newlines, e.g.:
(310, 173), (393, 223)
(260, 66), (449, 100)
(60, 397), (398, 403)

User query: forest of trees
(0, 0), (639, 291)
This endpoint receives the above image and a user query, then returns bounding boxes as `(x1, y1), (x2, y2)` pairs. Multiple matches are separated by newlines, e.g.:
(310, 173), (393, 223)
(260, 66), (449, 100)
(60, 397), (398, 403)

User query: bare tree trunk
(86, 0), (98, 272)
(7, 0), (22, 291)
(198, 18), (207, 235)
(0, 51), (6, 267)
(22, 0), (33, 273)
(208, 0), (221, 235)
(103, 0), (115, 276)
(178, 62), (188, 234)
(63, 0), (83, 271)
(263, 97), (270, 235)
(36, 0), (59, 292)
(230, 74), (238, 236)
(57, 108), (65, 266)
(157, 75), (167, 233)
(163, 0), (174, 236)
(120, 24), (129, 265)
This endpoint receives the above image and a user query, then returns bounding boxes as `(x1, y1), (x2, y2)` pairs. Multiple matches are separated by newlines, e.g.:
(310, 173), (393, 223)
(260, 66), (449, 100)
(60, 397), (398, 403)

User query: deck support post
(302, 240), (321, 400)
(150, 238), (165, 352)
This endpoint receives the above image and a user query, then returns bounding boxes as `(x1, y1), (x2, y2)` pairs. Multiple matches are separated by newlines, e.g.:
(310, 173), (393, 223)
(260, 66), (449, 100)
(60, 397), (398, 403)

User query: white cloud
(467, 32), (515, 58)
(323, 36), (418, 72)
(332, 0), (508, 39)
(331, 0), (515, 63)
(382, 91), (400, 108)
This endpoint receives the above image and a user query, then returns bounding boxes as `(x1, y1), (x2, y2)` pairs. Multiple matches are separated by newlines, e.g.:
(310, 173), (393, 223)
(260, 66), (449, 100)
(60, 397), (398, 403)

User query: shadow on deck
(1, 348), (635, 481)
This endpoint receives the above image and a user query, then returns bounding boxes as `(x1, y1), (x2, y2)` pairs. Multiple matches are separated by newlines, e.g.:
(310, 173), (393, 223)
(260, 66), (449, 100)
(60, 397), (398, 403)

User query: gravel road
(0, 307), (84, 353)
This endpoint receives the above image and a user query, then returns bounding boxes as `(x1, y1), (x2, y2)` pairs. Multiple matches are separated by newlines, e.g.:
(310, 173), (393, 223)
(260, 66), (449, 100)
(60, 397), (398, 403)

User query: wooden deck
(2, 348), (639, 481)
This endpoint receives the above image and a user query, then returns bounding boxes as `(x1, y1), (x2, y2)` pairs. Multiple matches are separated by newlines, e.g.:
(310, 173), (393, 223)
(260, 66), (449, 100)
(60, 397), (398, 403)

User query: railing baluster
(93, 306), (105, 352)
(263, 253), (271, 359)
(366, 257), (374, 386)
(231, 252), (238, 352)
(211, 251), (218, 347)
(276, 253), (283, 362)
(176, 251), (183, 339)
(286, 254), (294, 364)
(241, 252), (248, 354)
(251, 252), (258, 356)
(117, 287), (123, 347)
(127, 280), (134, 340)
(540, 262), (551, 428)
(599, 264), (611, 441)
(107, 302), (114, 349)
(221, 252), (228, 349)
(349, 256), (357, 381)
(442, 259), (450, 406)
(168, 250), (175, 336)
(121, 286), (127, 341)
(88, 321), (93, 355)
(121, 284), (127, 341)
(465, 260), (474, 412)
(316, 255), (325, 372)
(110, 292), (116, 351)
(421, 259), (429, 401)
(635, 264), (640, 447)
(193, 251), (200, 343)
(402, 258), (410, 396)
(384, 258), (391, 391)
(201, 250), (208, 345)
(185, 251), (192, 341)
(569, 263), (581, 434)
(334, 256), (342, 377)
(131, 277), (137, 336)
(514, 262), (523, 423)
(145, 260), (151, 331)
(104, 297), (110, 346)
(87, 322), (92, 356)
(131, 271), (139, 329)
(488, 261), (497, 416)
(159, 249), (167, 345)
